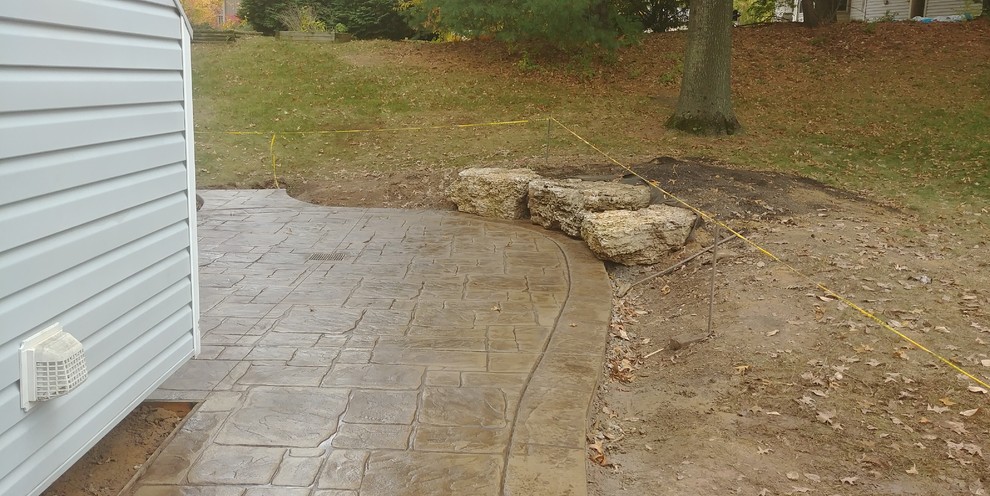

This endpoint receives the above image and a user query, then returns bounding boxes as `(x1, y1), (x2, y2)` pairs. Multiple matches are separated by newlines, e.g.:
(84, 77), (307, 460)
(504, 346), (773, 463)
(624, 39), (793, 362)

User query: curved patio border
(136, 190), (611, 496)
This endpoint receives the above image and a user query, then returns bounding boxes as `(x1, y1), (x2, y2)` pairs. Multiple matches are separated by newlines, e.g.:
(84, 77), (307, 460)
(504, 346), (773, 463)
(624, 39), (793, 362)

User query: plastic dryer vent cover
(20, 323), (88, 410)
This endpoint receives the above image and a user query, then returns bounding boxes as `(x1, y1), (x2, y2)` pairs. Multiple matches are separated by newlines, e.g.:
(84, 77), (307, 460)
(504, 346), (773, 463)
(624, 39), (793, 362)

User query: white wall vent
(20, 323), (88, 410)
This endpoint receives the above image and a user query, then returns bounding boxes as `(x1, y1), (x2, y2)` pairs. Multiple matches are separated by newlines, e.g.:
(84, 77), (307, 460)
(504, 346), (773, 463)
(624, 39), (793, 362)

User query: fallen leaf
(968, 385), (988, 394)
(960, 408), (979, 417)
(928, 404), (950, 414)
(817, 410), (836, 425)
(588, 439), (609, 466)
(814, 305), (825, 321)
(787, 471), (800, 480)
(766, 329), (780, 337)
(906, 464), (918, 474)
(940, 397), (958, 406)
(841, 476), (859, 485)
(946, 441), (984, 457)
(735, 365), (751, 375)
(757, 447), (772, 455)
(946, 421), (968, 434)
(804, 473), (821, 482)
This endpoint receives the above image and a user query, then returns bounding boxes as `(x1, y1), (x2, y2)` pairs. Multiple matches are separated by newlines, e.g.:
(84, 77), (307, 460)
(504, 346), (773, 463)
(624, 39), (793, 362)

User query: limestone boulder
(447, 168), (542, 220)
(528, 179), (651, 237)
(581, 205), (698, 265)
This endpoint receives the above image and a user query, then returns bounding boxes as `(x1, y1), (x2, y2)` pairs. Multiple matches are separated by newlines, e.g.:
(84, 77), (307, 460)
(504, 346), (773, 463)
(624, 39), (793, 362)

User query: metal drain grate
(308, 252), (346, 261)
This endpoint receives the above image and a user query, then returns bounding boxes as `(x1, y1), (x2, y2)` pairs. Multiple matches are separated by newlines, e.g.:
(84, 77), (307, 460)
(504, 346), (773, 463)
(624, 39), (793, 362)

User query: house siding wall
(925, 0), (982, 16)
(850, 0), (977, 20)
(863, 0), (911, 19)
(0, 1), (197, 495)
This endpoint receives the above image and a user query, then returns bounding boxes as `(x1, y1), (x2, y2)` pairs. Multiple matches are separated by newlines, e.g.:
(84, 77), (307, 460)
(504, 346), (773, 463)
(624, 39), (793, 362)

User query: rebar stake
(707, 223), (719, 337)
(545, 116), (552, 167)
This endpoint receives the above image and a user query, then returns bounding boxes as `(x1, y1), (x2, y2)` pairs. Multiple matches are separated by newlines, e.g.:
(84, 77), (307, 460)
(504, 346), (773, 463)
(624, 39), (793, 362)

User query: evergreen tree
(405, 0), (639, 52)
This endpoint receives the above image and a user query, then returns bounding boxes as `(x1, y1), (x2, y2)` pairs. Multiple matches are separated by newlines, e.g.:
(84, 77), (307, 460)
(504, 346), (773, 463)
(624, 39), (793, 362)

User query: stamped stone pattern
(134, 190), (611, 496)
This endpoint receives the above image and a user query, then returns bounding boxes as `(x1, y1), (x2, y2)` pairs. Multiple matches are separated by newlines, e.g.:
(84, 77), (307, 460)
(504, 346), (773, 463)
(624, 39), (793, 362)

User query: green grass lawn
(192, 21), (990, 216)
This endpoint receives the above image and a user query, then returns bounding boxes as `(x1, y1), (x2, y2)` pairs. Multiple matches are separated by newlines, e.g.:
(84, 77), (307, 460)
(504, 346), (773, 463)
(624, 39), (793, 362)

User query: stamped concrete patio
(133, 190), (611, 496)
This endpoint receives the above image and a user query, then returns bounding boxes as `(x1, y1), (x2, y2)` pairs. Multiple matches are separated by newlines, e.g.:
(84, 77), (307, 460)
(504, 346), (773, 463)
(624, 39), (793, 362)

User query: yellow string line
(550, 116), (990, 391)
(202, 119), (532, 136)
(269, 133), (280, 189)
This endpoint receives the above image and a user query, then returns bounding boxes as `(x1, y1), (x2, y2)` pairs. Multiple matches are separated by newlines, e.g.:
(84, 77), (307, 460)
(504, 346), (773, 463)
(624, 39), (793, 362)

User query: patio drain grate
(308, 252), (346, 261)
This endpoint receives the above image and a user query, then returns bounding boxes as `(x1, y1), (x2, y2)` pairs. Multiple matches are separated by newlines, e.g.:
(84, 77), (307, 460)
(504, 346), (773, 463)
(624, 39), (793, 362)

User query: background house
(775, 0), (982, 21)
(0, 1), (200, 494)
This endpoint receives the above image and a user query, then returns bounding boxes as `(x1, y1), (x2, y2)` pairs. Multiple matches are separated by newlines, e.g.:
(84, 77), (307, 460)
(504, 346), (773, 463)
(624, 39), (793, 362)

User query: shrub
(405, 0), (640, 53)
(277, 4), (329, 31)
(328, 0), (415, 40)
(240, 0), (412, 38)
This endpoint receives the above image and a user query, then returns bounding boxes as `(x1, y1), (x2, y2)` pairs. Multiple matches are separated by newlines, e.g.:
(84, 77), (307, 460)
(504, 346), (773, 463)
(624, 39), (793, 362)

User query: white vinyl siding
(0, 1), (198, 495)
(863, 0), (911, 19)
(925, 0), (982, 16)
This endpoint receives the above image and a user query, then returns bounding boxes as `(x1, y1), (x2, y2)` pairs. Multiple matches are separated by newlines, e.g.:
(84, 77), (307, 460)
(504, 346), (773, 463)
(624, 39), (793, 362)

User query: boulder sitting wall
(447, 168), (542, 220)
(528, 179), (651, 237)
(581, 205), (698, 265)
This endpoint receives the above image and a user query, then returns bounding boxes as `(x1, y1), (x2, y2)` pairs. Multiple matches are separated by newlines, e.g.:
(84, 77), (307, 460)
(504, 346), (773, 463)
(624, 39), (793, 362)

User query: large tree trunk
(667, 0), (741, 135)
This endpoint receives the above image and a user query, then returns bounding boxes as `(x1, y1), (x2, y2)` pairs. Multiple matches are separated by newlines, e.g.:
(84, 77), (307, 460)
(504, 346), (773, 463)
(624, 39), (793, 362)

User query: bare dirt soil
(581, 161), (990, 496)
(43, 403), (189, 496)
(297, 157), (989, 495)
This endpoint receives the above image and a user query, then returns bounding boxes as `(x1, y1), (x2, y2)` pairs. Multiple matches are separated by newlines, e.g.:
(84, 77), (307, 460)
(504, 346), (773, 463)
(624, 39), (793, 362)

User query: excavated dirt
(581, 160), (990, 496)
(42, 403), (189, 496)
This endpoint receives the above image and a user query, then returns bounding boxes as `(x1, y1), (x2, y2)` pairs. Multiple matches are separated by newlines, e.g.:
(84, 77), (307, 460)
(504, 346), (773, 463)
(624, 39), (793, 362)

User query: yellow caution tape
(208, 119), (533, 194)
(550, 116), (990, 390)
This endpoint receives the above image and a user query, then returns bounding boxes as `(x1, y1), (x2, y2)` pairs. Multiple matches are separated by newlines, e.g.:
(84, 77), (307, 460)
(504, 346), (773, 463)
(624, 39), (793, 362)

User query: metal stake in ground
(545, 116), (552, 166)
(707, 223), (719, 337)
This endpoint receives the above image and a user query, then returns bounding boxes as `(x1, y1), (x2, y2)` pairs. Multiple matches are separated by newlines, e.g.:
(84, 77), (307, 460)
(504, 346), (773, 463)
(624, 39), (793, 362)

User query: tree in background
(736, 0), (778, 23)
(405, 0), (640, 52)
(238, 0), (305, 33)
(239, 0), (412, 38)
(667, 0), (740, 135)
(799, 0), (839, 26)
(619, 0), (690, 32)
(328, 0), (414, 39)
(181, 0), (225, 27)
